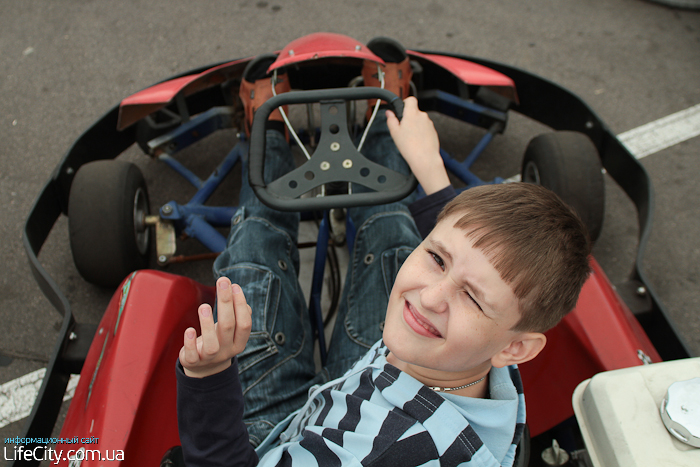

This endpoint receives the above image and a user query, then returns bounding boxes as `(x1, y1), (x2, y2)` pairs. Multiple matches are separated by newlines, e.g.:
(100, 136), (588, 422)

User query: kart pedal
(329, 208), (347, 246)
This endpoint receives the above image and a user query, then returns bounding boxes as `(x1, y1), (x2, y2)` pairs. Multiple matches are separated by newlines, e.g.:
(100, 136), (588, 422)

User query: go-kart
(18, 32), (695, 467)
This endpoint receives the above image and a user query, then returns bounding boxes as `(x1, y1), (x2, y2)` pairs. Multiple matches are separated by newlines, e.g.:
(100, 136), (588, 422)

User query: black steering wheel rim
(248, 87), (417, 212)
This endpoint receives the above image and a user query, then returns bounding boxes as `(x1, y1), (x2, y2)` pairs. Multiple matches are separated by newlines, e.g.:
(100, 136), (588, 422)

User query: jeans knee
(215, 212), (300, 276)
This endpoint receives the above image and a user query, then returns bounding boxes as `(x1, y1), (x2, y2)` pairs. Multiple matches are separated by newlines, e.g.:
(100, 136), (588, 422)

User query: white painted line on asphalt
(504, 103), (700, 184)
(0, 103), (698, 431)
(619, 103), (700, 159)
(0, 369), (79, 429)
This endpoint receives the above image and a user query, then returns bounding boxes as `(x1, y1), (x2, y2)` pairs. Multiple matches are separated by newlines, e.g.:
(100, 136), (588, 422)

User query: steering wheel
(248, 87), (418, 211)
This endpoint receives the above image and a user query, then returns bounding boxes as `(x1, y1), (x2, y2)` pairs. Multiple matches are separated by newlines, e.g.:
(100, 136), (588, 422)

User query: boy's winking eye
(424, 239), (485, 313)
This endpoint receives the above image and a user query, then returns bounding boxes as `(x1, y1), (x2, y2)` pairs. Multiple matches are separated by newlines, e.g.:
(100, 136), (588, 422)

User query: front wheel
(68, 160), (151, 287)
(521, 131), (605, 242)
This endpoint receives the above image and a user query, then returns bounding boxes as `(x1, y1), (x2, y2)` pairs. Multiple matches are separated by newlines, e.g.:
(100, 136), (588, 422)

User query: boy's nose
(420, 280), (449, 314)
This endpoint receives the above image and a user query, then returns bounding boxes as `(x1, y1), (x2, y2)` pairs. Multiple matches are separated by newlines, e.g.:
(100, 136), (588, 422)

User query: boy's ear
(491, 332), (547, 368)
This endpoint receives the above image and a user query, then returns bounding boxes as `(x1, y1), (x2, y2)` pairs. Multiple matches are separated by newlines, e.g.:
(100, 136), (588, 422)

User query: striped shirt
(255, 340), (526, 467)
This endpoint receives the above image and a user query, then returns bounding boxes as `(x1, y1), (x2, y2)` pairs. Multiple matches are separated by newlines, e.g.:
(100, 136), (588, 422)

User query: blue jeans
(213, 113), (422, 446)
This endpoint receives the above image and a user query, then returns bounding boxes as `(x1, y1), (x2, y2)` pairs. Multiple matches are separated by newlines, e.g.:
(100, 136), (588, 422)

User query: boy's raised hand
(386, 96), (451, 195)
(179, 277), (252, 378)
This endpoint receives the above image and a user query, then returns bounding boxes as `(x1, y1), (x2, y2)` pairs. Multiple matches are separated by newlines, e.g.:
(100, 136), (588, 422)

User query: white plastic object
(572, 357), (700, 467)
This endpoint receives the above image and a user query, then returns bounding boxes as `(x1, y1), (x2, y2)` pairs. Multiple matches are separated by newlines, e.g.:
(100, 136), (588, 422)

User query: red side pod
(408, 50), (519, 103)
(57, 271), (215, 467)
(520, 259), (661, 436)
(117, 58), (251, 130)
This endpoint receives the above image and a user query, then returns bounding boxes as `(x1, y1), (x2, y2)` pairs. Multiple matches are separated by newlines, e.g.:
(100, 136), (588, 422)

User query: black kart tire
(69, 160), (151, 287)
(521, 131), (605, 242)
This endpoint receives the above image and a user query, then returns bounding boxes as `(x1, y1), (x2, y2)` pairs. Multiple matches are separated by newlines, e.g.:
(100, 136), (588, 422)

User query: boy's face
(383, 214), (527, 382)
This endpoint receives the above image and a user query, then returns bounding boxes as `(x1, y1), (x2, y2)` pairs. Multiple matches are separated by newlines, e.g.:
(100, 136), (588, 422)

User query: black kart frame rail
(17, 51), (694, 467)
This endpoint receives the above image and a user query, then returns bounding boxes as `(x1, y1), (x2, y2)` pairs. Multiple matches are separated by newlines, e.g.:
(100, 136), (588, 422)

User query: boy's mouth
(403, 300), (442, 338)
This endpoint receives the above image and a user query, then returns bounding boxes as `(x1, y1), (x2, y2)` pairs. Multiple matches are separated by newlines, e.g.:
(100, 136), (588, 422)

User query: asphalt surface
(1, 0), (699, 442)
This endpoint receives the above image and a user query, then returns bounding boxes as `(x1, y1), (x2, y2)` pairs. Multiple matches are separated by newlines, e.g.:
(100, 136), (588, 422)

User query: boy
(176, 38), (591, 467)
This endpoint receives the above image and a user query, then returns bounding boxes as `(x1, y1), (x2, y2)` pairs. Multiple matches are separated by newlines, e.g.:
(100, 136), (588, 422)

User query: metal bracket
(61, 323), (99, 374)
(155, 219), (177, 265)
(615, 280), (653, 316)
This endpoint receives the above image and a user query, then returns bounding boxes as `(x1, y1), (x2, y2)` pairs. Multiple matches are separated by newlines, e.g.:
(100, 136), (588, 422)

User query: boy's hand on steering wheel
(386, 96), (451, 195)
(179, 277), (252, 378)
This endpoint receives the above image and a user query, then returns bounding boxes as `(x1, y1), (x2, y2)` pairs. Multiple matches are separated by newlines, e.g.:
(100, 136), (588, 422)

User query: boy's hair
(437, 183), (592, 332)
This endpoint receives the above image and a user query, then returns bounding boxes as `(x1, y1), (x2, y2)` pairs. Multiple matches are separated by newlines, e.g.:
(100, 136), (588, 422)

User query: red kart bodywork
(408, 50), (519, 103)
(270, 32), (384, 70)
(19, 32), (693, 467)
(55, 272), (213, 467)
(117, 58), (251, 131)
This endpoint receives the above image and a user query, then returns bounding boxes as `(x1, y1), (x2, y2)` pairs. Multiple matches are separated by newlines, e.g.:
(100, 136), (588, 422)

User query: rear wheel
(69, 160), (151, 287)
(521, 131), (605, 242)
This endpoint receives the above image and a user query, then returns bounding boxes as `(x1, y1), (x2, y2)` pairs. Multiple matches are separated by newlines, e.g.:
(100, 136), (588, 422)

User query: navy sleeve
(177, 359), (258, 467)
(408, 186), (457, 239)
